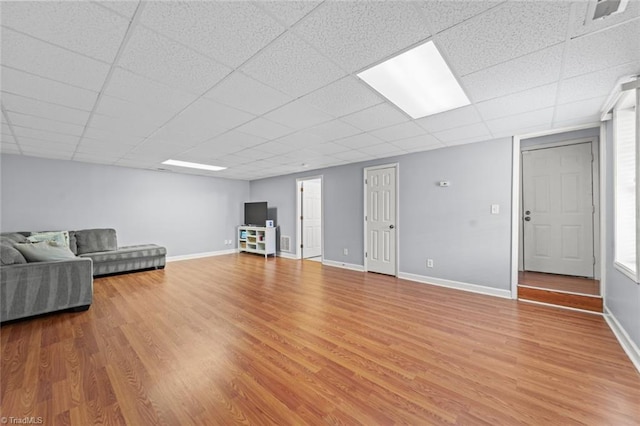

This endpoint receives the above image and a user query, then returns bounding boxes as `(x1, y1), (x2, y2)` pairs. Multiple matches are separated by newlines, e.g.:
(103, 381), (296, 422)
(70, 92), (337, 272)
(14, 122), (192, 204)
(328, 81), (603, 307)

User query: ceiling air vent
(588, 0), (629, 21)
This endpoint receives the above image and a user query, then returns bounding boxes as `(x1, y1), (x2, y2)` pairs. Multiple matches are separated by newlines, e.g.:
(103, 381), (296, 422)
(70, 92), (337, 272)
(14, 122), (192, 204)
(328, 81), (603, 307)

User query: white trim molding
(167, 249), (238, 262)
(277, 252), (298, 260)
(322, 259), (365, 272)
(604, 306), (640, 374)
(518, 298), (603, 316)
(398, 272), (512, 299)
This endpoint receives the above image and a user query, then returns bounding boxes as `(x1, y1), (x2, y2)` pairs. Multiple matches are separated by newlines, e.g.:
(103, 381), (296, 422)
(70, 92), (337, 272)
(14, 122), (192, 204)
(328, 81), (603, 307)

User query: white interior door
(366, 166), (397, 275)
(302, 179), (322, 259)
(522, 143), (594, 277)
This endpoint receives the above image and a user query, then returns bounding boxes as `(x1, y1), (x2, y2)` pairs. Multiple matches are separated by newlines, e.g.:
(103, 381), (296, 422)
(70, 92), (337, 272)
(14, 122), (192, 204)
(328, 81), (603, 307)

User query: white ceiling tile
(20, 148), (74, 161)
(439, 2), (570, 76)
(476, 83), (558, 121)
(417, 1), (504, 34)
(331, 149), (375, 162)
(390, 134), (443, 151)
(10, 126), (80, 145)
(204, 72), (292, 115)
(357, 143), (405, 157)
(1, 132), (16, 144)
(1, 67), (98, 110)
(415, 105), (482, 133)
(341, 103), (409, 132)
(214, 153), (250, 166)
(461, 44), (564, 102)
(119, 26), (231, 93)
(563, 20), (640, 78)
(15, 135), (76, 150)
(485, 107), (554, 137)
(152, 98), (254, 145)
(299, 76), (382, 117)
(256, 1), (322, 27)
(82, 127), (143, 145)
(558, 61), (640, 105)
(334, 133), (382, 150)
(0, 143), (21, 154)
(2, 28), (110, 91)
(233, 148), (276, 161)
(263, 100), (333, 130)
(274, 131), (325, 149)
(1, 1), (129, 62)
(433, 122), (491, 144)
(95, 1), (140, 20)
(75, 142), (131, 156)
(295, 1), (431, 72)
(88, 115), (161, 138)
(1, 93), (90, 125)
(203, 130), (267, 150)
(140, 2), (284, 68)
(72, 154), (119, 165)
(7, 112), (85, 136)
(308, 141), (351, 155)
(306, 120), (362, 141)
(236, 118), (294, 140)
(554, 96), (607, 124)
(569, 1), (640, 39)
(252, 141), (293, 156)
(371, 122), (426, 142)
(241, 32), (346, 98)
(105, 68), (197, 113)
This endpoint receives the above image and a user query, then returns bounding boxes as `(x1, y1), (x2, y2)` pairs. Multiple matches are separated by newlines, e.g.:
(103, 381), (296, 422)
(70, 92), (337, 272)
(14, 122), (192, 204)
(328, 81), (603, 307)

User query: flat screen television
(244, 202), (268, 226)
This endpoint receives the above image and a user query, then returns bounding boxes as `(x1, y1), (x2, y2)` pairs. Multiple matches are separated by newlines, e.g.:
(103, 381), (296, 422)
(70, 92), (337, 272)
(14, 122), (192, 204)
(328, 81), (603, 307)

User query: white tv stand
(238, 226), (276, 258)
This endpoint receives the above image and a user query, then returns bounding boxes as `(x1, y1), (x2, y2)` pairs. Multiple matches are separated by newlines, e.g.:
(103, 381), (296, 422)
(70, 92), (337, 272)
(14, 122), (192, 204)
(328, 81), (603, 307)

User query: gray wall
(250, 137), (513, 290)
(1, 154), (249, 257)
(603, 121), (640, 349)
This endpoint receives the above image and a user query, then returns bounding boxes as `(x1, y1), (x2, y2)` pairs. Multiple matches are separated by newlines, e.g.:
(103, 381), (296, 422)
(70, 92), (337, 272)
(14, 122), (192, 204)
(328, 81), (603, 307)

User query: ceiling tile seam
(4, 108), (92, 128)
(72, 1), (147, 160)
(428, 1), (508, 37)
(7, 121), (85, 139)
(0, 64), (102, 95)
(569, 15), (640, 41)
(560, 58), (640, 83)
(91, 0), (139, 20)
(0, 90), (94, 114)
(0, 25), (114, 66)
(251, 0), (325, 30)
(1, 104), (24, 155)
(551, 1), (580, 126)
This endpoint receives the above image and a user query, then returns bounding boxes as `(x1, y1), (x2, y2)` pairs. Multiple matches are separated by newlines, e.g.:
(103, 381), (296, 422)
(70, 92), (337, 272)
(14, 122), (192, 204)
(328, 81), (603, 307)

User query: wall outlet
(491, 204), (500, 214)
(343, 248), (348, 255)
(427, 259), (434, 268)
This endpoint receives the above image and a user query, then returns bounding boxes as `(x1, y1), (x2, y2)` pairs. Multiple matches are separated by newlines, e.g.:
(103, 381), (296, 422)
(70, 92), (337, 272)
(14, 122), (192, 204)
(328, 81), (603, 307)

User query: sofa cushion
(0, 233), (28, 244)
(0, 240), (27, 265)
(27, 231), (70, 247)
(78, 244), (166, 263)
(14, 241), (76, 262)
(69, 231), (78, 255)
(75, 229), (117, 255)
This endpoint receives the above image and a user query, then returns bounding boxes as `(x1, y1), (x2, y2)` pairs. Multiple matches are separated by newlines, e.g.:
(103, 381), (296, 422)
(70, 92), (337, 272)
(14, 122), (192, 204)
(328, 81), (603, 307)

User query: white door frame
(295, 175), (324, 260)
(364, 163), (400, 276)
(510, 123), (606, 299)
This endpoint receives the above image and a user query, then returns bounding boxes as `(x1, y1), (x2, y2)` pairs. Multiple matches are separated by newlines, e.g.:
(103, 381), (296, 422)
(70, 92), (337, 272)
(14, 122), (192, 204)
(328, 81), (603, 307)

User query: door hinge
(365, 252), (367, 258)
(593, 256), (596, 265)
(365, 215), (367, 221)
(365, 178), (368, 184)
(300, 244), (303, 248)
(300, 216), (303, 220)
(300, 187), (304, 192)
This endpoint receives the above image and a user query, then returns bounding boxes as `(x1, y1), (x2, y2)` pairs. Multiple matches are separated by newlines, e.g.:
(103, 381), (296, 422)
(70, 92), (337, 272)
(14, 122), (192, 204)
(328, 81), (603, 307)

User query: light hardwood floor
(2, 255), (639, 425)
(518, 271), (600, 296)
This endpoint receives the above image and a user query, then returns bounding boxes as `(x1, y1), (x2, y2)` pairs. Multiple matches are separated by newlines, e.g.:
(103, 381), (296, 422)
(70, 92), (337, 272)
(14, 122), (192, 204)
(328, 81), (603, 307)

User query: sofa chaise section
(1, 256), (93, 323)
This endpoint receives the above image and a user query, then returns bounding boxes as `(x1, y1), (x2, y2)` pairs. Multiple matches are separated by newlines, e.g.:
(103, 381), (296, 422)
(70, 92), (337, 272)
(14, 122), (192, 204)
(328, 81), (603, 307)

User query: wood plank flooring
(518, 271), (600, 295)
(2, 255), (639, 425)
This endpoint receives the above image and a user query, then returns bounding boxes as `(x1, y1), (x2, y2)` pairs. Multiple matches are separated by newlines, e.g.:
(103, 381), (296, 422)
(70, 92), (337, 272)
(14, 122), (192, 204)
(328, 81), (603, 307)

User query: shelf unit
(238, 226), (276, 258)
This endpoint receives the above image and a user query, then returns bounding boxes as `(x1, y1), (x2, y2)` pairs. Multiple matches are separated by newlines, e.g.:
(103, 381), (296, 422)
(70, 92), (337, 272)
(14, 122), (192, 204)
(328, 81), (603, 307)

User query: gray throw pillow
(0, 241), (27, 265)
(75, 228), (117, 254)
(14, 241), (76, 262)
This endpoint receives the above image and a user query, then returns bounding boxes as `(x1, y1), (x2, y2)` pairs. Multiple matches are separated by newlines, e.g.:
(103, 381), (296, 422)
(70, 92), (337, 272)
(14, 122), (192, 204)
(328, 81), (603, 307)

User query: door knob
(389, 224), (395, 229)
(524, 217), (531, 222)
(525, 210), (531, 215)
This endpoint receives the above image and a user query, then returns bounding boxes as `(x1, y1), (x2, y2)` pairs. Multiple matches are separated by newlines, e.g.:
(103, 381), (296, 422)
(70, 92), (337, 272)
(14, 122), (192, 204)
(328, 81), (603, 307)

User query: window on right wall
(612, 82), (639, 282)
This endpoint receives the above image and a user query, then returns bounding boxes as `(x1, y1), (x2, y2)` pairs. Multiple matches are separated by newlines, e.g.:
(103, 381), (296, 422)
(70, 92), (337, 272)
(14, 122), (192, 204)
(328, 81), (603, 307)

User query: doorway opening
(517, 136), (601, 301)
(296, 177), (323, 261)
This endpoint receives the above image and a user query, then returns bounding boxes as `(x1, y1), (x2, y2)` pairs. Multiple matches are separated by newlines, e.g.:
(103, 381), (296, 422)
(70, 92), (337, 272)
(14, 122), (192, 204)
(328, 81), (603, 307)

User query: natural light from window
(613, 87), (638, 281)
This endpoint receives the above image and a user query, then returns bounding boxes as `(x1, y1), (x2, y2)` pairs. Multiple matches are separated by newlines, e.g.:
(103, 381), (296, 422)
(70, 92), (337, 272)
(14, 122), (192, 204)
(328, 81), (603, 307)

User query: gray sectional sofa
(1, 228), (166, 323)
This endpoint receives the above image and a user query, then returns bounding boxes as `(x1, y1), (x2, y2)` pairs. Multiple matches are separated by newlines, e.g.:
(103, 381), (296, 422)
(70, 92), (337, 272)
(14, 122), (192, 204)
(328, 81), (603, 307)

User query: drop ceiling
(1, 1), (638, 180)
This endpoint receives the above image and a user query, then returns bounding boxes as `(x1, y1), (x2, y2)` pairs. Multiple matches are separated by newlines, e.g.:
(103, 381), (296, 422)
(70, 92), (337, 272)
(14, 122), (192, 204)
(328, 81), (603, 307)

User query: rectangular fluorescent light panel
(162, 159), (226, 171)
(357, 41), (470, 119)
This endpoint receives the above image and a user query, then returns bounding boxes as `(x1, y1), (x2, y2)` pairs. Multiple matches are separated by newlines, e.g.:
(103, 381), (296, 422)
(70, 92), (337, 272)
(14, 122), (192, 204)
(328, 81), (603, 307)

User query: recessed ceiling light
(357, 40), (470, 119)
(162, 159), (226, 171)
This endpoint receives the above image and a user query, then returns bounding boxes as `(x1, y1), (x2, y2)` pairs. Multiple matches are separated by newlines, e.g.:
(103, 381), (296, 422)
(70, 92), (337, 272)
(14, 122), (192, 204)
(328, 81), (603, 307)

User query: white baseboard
(277, 252), (298, 260)
(604, 306), (640, 374)
(398, 272), (512, 299)
(167, 249), (238, 262)
(322, 259), (365, 272)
